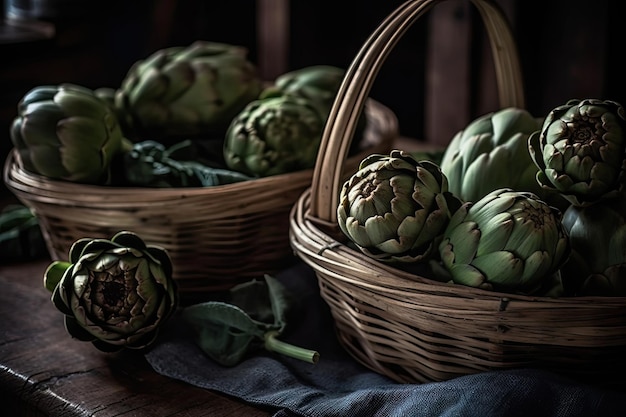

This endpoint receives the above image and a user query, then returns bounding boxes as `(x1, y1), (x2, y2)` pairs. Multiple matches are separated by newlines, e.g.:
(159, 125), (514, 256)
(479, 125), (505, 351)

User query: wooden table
(0, 259), (272, 416)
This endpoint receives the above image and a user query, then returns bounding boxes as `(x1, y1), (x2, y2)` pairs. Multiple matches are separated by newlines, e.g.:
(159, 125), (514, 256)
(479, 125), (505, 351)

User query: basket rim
(4, 98), (398, 202)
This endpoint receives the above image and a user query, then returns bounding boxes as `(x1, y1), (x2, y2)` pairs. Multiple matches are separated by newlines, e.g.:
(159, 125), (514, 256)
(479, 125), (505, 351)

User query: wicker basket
(289, 0), (626, 387)
(3, 99), (398, 300)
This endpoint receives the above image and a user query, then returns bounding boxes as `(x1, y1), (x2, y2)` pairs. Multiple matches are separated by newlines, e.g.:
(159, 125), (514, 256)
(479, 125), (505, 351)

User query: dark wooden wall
(1, 0), (623, 196)
(286, 0), (623, 144)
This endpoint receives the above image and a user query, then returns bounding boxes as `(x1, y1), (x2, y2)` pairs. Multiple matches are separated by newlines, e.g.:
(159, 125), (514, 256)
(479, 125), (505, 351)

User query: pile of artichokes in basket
(338, 99), (626, 297)
(9, 41), (367, 187)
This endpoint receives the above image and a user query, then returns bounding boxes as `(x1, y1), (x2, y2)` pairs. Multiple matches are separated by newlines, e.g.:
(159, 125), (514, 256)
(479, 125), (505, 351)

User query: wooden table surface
(0, 258), (273, 417)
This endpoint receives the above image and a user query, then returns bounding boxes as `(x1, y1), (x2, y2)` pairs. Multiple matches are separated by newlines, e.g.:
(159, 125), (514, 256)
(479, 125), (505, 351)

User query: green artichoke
(439, 107), (546, 204)
(44, 231), (178, 352)
(337, 150), (462, 263)
(114, 41), (263, 140)
(260, 65), (345, 114)
(223, 94), (326, 176)
(528, 98), (626, 207)
(260, 65), (366, 151)
(439, 188), (570, 294)
(10, 83), (131, 184)
(560, 197), (626, 296)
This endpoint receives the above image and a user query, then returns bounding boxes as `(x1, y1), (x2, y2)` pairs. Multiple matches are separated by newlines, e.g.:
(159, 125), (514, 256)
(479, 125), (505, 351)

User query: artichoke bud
(440, 107), (547, 205)
(559, 196), (626, 296)
(337, 149), (462, 263)
(114, 41), (263, 141)
(260, 65), (367, 149)
(223, 94), (325, 177)
(528, 98), (626, 207)
(43, 231), (179, 352)
(439, 188), (570, 294)
(10, 83), (129, 184)
(261, 65), (345, 114)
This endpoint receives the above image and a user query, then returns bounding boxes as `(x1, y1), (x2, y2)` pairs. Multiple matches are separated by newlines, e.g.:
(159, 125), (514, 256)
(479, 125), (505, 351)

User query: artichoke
(438, 188), (570, 294)
(439, 107), (546, 204)
(260, 65), (367, 151)
(10, 83), (131, 184)
(44, 231), (178, 352)
(260, 65), (345, 114)
(337, 149), (462, 263)
(560, 197), (626, 296)
(528, 98), (626, 207)
(114, 41), (263, 140)
(223, 94), (326, 177)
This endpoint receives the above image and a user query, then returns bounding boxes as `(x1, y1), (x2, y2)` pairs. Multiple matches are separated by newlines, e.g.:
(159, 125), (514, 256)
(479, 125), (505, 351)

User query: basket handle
(308, 0), (525, 225)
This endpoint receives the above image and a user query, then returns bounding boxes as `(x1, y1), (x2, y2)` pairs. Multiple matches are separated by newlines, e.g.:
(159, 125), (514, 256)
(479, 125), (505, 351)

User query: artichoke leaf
(471, 251), (524, 287)
(182, 302), (263, 367)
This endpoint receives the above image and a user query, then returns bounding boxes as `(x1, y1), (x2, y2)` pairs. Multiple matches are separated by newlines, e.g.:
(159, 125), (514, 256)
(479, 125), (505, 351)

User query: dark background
(1, 0), (623, 197)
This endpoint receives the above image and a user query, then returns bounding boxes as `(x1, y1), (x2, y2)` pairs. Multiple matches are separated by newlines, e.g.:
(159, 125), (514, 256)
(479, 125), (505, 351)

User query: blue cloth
(145, 263), (625, 417)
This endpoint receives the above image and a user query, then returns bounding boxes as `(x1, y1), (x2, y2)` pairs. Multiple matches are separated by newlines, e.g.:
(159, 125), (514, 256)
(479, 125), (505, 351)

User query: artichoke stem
(264, 330), (319, 364)
(43, 261), (72, 292)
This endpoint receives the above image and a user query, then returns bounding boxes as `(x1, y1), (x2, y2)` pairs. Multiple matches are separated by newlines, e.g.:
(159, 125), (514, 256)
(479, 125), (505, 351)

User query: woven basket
(3, 99), (398, 300)
(289, 0), (626, 388)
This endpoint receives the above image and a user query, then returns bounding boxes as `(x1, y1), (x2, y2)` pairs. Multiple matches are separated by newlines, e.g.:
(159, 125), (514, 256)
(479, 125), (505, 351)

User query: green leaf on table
(182, 301), (265, 366)
(182, 274), (319, 366)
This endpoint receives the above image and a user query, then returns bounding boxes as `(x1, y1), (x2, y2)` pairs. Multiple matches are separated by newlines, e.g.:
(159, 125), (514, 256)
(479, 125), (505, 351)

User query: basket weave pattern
(289, 0), (626, 386)
(4, 100), (398, 299)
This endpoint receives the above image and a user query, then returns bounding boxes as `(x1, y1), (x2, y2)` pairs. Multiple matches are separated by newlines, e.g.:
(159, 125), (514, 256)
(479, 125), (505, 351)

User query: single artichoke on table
(438, 188), (570, 295)
(440, 107), (548, 204)
(528, 98), (626, 207)
(114, 41), (263, 141)
(560, 197), (626, 296)
(10, 83), (131, 184)
(223, 94), (326, 177)
(337, 150), (462, 263)
(44, 231), (178, 352)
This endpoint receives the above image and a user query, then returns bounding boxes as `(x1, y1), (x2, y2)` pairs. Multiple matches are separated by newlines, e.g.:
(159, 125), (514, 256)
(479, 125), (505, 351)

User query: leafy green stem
(264, 330), (319, 364)
(43, 261), (72, 292)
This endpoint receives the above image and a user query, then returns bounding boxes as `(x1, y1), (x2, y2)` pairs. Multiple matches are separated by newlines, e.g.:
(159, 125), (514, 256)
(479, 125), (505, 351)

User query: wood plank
(514, 0), (610, 117)
(424, 1), (471, 146)
(256, 0), (290, 80)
